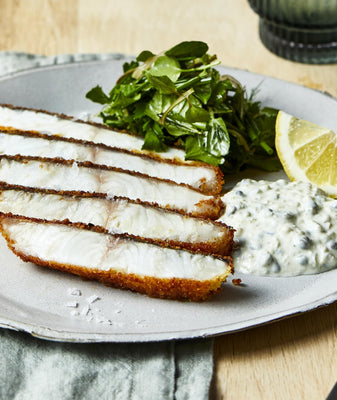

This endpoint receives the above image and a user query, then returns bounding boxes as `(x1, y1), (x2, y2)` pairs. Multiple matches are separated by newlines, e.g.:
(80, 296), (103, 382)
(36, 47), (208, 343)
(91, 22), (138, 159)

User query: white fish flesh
(0, 185), (233, 256)
(0, 105), (223, 194)
(0, 156), (223, 219)
(0, 216), (233, 301)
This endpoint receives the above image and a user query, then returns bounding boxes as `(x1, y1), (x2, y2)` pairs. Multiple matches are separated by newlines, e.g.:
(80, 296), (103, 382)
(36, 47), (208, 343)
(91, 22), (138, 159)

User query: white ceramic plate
(0, 59), (336, 343)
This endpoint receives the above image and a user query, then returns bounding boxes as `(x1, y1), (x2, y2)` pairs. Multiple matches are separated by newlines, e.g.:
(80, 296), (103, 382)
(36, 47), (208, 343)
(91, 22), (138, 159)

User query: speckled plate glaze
(0, 59), (336, 343)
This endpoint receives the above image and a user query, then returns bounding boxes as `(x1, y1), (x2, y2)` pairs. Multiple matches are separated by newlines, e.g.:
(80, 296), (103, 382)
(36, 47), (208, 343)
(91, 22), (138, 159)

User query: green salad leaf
(86, 41), (281, 171)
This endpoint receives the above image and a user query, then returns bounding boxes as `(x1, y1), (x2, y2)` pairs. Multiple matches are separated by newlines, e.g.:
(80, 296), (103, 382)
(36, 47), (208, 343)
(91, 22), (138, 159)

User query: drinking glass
(248, 0), (337, 64)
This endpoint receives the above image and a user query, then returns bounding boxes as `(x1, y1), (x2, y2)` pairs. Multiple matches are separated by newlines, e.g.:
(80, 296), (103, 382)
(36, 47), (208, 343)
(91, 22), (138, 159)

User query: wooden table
(1, 1), (337, 398)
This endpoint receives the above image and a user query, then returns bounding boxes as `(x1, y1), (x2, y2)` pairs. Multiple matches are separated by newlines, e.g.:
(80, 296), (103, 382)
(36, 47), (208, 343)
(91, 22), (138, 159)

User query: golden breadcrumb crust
(0, 154), (224, 220)
(0, 104), (234, 300)
(0, 183), (233, 256)
(0, 209), (234, 259)
(0, 217), (233, 302)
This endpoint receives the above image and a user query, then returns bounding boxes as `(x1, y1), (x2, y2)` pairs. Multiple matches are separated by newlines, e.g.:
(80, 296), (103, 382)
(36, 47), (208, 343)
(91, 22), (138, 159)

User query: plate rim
(1, 57), (336, 104)
(0, 287), (336, 343)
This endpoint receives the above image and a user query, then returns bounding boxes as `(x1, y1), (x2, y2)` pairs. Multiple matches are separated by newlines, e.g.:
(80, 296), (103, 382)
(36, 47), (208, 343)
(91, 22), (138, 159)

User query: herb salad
(86, 41), (281, 172)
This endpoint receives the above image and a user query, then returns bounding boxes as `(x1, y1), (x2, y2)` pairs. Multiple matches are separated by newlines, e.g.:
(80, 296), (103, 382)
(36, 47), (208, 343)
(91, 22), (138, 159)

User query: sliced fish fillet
(0, 105), (223, 194)
(0, 216), (233, 301)
(0, 129), (222, 195)
(0, 155), (223, 219)
(0, 185), (233, 256)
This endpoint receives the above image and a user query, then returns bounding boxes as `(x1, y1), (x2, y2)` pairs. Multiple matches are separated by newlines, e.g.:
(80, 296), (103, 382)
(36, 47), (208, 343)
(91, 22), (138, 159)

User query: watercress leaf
(185, 135), (223, 166)
(142, 121), (168, 152)
(122, 60), (139, 73)
(104, 90), (141, 111)
(85, 85), (109, 104)
(100, 111), (129, 130)
(165, 123), (191, 137)
(137, 50), (155, 62)
(185, 104), (210, 123)
(149, 55), (181, 82)
(145, 92), (176, 121)
(205, 117), (230, 157)
(132, 101), (147, 120)
(146, 74), (177, 94)
(164, 115), (198, 137)
(165, 41), (209, 59)
(193, 81), (213, 105)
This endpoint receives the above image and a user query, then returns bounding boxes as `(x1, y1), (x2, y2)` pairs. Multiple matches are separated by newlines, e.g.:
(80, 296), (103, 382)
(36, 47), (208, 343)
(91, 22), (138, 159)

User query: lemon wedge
(275, 111), (337, 197)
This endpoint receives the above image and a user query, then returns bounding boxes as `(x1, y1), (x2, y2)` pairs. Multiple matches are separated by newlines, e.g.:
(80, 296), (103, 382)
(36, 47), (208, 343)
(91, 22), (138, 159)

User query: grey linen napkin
(0, 329), (213, 400)
(0, 52), (214, 400)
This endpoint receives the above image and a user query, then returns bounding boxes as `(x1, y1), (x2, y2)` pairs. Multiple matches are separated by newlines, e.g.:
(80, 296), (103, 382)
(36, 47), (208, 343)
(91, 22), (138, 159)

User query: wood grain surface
(1, 0), (337, 399)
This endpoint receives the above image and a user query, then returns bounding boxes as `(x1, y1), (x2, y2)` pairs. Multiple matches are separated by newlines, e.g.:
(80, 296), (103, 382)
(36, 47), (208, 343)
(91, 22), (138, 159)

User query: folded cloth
(0, 51), (214, 400)
(0, 329), (213, 400)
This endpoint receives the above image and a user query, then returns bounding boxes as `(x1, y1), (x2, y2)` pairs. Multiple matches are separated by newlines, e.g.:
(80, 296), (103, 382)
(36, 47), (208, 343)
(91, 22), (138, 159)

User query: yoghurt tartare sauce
(219, 179), (337, 277)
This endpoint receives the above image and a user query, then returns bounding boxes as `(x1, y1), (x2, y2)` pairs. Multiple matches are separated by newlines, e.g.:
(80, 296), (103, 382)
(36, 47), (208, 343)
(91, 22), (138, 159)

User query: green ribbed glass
(248, 0), (337, 64)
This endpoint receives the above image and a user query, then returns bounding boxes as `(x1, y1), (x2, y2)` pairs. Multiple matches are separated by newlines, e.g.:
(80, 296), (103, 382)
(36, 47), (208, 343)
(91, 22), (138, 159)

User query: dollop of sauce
(219, 179), (337, 276)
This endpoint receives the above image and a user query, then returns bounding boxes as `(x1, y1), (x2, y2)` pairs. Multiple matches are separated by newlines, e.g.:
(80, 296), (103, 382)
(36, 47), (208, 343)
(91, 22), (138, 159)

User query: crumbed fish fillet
(0, 156), (223, 219)
(0, 129), (222, 195)
(0, 216), (233, 301)
(0, 185), (233, 256)
(0, 105), (223, 194)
